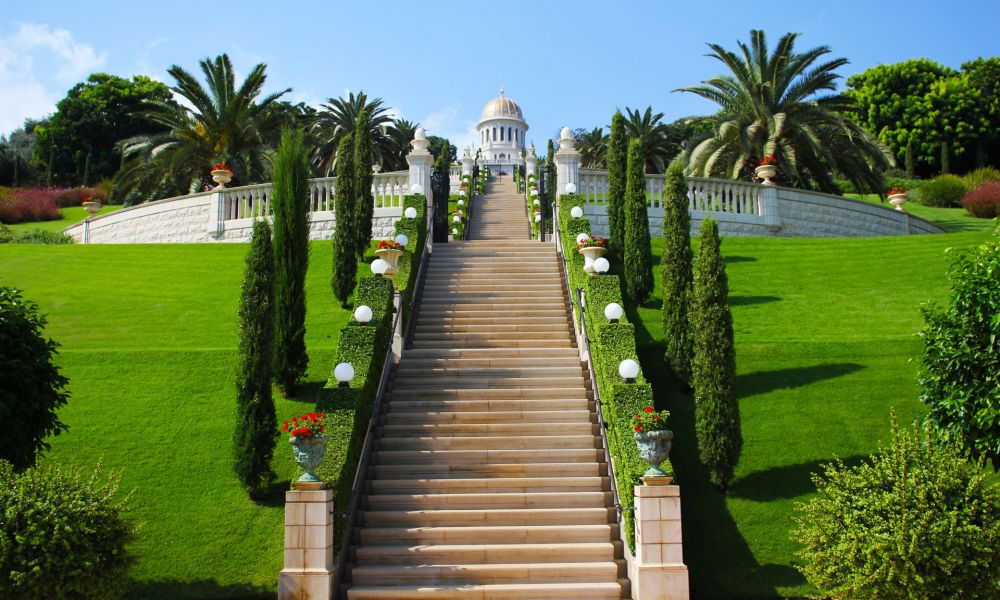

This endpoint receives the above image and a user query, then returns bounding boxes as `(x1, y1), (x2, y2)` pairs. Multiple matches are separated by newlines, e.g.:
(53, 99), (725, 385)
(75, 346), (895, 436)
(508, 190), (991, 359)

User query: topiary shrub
(0, 287), (69, 470)
(961, 182), (1000, 218)
(963, 166), (1000, 191)
(914, 174), (967, 207)
(0, 460), (136, 600)
(793, 418), (1000, 599)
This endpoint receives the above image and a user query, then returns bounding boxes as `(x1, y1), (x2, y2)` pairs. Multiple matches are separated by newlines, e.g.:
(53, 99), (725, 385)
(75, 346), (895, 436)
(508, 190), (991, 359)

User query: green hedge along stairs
(343, 177), (629, 598)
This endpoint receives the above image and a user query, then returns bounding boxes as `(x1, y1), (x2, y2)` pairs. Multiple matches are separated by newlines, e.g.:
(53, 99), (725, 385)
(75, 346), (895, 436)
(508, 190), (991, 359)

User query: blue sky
(3, 1), (999, 152)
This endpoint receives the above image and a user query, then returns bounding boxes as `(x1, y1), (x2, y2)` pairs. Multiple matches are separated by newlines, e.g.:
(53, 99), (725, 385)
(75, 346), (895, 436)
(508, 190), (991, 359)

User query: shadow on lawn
(127, 578), (273, 600)
(724, 255), (758, 263)
(729, 295), (781, 307)
(737, 363), (865, 399)
(730, 455), (868, 502)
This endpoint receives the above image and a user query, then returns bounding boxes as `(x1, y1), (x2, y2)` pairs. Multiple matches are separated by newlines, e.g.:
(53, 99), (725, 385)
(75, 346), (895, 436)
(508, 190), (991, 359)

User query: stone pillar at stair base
(407, 128), (434, 211)
(279, 490), (334, 600)
(629, 484), (690, 600)
(553, 127), (580, 196)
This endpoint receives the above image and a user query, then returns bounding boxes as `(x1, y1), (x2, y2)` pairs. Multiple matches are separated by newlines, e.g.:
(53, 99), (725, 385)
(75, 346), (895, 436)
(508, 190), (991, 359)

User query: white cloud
(0, 22), (106, 135)
(419, 103), (479, 156)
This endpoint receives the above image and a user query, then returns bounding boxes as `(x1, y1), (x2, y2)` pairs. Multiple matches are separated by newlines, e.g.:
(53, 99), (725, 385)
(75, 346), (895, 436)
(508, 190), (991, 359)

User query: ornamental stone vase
(290, 434), (329, 484)
(579, 246), (608, 275)
(888, 193), (907, 212)
(754, 164), (777, 185)
(634, 429), (673, 478)
(211, 168), (233, 188)
(81, 201), (103, 218)
(375, 247), (403, 277)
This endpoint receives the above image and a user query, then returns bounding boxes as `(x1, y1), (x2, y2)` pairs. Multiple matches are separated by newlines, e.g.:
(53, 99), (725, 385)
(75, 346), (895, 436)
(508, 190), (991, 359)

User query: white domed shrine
(477, 88), (528, 173)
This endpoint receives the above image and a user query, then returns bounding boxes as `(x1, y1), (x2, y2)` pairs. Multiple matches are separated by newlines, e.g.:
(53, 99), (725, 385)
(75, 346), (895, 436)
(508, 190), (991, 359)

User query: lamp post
(619, 359), (640, 384)
(334, 363), (355, 388)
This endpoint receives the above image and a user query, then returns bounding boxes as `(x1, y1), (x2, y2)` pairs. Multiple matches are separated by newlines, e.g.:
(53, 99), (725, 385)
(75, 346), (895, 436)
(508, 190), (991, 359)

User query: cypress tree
(691, 219), (741, 491)
(624, 138), (653, 304)
(546, 139), (556, 203)
(661, 161), (693, 383)
(353, 110), (374, 259)
(606, 111), (627, 256)
(234, 219), (276, 496)
(904, 139), (915, 179)
(82, 150), (93, 187)
(940, 140), (950, 174)
(332, 135), (358, 307)
(271, 129), (311, 396)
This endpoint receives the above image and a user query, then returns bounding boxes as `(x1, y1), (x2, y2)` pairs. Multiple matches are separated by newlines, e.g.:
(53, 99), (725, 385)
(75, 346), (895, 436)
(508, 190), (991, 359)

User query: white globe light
(451, 228), (458, 235)
(576, 233), (589, 245)
(404, 207), (418, 219)
(354, 305), (373, 324)
(604, 303), (623, 322)
(371, 258), (389, 276)
(618, 359), (640, 381)
(458, 199), (465, 206)
(453, 215), (461, 223)
(334, 362), (355, 383)
(570, 206), (583, 218)
(533, 199), (540, 206)
(410, 184), (424, 194)
(394, 234), (408, 248)
(594, 257), (610, 274)
(565, 183), (577, 194)
(459, 189), (466, 197)
(531, 188), (539, 196)
(535, 214), (541, 222)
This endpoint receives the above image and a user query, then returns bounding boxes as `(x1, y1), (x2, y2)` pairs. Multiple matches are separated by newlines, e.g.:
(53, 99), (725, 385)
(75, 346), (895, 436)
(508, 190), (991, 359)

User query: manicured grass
(845, 193), (995, 234)
(624, 227), (996, 598)
(5, 204), (122, 233)
(0, 241), (367, 599)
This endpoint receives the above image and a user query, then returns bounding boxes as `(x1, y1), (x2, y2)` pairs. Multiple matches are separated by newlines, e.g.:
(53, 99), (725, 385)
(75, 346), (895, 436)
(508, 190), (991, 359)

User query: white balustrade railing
(219, 170), (409, 221)
(579, 168), (609, 206)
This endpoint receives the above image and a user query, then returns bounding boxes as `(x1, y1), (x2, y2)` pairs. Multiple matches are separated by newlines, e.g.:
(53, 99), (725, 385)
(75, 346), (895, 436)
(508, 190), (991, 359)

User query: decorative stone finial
(414, 127), (426, 140)
(560, 127), (572, 140)
(411, 128), (430, 153)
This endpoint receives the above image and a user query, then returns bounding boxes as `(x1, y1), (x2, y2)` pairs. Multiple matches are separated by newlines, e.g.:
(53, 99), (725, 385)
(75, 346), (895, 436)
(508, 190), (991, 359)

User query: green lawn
(0, 241), (364, 599)
(5, 204), (123, 233)
(627, 226), (996, 598)
(845, 193), (996, 234)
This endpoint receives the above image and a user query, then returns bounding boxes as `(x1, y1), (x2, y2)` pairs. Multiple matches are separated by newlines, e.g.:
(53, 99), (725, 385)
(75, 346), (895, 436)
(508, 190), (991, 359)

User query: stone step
(422, 291), (565, 300)
(362, 507), (614, 527)
(416, 308), (568, 318)
(411, 339), (574, 349)
(386, 398), (591, 413)
(353, 542), (616, 564)
(390, 377), (585, 390)
(374, 448), (603, 465)
(403, 348), (579, 359)
(359, 524), (615, 546)
(365, 491), (612, 510)
(410, 316), (570, 327)
(422, 283), (564, 292)
(372, 462), (603, 480)
(382, 410), (592, 425)
(388, 387), (587, 400)
(411, 331), (570, 341)
(378, 422), (596, 436)
(392, 366), (583, 378)
(376, 435), (600, 451)
(369, 476), (607, 494)
(414, 324), (572, 334)
(348, 561), (621, 585)
(346, 581), (623, 599)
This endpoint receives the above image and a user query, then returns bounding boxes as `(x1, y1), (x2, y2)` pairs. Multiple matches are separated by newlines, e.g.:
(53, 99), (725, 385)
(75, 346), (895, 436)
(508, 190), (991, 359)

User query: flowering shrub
(961, 182), (1000, 218)
(212, 162), (231, 172)
(630, 405), (670, 433)
(887, 186), (907, 196)
(577, 235), (608, 250)
(758, 155), (778, 166)
(55, 186), (106, 208)
(0, 190), (60, 224)
(282, 412), (326, 438)
(376, 239), (403, 251)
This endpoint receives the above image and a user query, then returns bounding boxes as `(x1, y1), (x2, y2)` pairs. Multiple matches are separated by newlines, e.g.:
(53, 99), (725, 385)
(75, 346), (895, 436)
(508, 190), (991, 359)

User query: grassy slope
(5, 204), (122, 233)
(629, 225), (995, 598)
(845, 193), (996, 234)
(0, 242), (357, 599)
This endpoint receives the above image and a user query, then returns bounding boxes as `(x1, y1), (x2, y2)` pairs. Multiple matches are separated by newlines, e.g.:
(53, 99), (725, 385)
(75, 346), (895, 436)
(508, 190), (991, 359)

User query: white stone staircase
(343, 179), (628, 599)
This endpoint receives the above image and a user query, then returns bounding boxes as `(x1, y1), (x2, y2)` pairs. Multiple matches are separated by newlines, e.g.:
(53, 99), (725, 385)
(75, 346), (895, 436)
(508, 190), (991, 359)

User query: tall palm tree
(623, 107), (683, 173)
(383, 118), (418, 171)
(114, 54), (292, 202)
(677, 30), (893, 194)
(311, 92), (394, 175)
(577, 126), (609, 168)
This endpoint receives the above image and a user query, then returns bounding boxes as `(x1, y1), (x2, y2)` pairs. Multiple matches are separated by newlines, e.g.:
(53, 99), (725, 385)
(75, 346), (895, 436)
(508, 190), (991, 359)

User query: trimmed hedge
(393, 194), (427, 294)
(556, 193), (670, 553)
(314, 386), (367, 546)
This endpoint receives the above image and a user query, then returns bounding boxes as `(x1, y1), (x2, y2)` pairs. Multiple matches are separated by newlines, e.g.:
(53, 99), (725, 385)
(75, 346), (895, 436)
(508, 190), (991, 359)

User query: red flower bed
(758, 155), (778, 166)
(0, 189), (61, 224)
(961, 182), (1000, 218)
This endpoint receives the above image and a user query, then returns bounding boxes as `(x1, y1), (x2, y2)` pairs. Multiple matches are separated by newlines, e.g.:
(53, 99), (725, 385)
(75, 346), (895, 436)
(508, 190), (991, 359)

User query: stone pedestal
(630, 484), (689, 600)
(278, 490), (334, 600)
(553, 127), (580, 196)
(525, 144), (537, 179)
(207, 189), (227, 238)
(760, 185), (782, 233)
(406, 128), (434, 210)
(461, 148), (474, 178)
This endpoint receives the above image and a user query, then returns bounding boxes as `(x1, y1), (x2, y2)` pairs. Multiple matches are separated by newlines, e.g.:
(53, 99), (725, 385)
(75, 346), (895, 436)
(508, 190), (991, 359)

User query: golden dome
(480, 88), (524, 121)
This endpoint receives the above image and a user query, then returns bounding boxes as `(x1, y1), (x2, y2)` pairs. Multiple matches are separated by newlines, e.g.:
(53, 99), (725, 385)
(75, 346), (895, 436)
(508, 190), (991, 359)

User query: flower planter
(290, 434), (329, 484)
(634, 429), (673, 479)
(579, 246), (608, 275)
(888, 193), (907, 212)
(211, 168), (233, 188)
(81, 201), (103, 218)
(375, 247), (403, 277)
(755, 164), (776, 185)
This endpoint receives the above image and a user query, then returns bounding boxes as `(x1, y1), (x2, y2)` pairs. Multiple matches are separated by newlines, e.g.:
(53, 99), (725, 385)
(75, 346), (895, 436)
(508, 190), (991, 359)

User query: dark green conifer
(624, 138), (653, 304)
(606, 111), (627, 256)
(332, 135), (357, 307)
(353, 110), (374, 258)
(661, 161), (693, 383)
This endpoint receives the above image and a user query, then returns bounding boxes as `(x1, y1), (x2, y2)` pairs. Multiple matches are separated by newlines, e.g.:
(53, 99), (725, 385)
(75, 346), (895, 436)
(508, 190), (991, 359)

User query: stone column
(760, 185), (781, 233)
(553, 127), (580, 196)
(406, 128), (434, 209)
(207, 188), (227, 238)
(460, 147), (474, 178)
(278, 490), (334, 600)
(391, 290), (403, 364)
(525, 144), (537, 180)
(631, 484), (690, 600)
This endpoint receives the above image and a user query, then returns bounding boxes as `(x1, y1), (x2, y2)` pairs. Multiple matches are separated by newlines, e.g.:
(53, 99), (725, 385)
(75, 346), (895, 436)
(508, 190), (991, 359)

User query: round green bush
(0, 461), (136, 599)
(963, 167), (1000, 191)
(914, 174), (968, 207)
(793, 419), (1000, 599)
